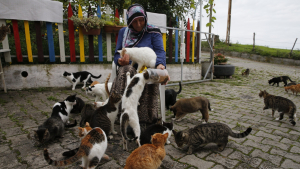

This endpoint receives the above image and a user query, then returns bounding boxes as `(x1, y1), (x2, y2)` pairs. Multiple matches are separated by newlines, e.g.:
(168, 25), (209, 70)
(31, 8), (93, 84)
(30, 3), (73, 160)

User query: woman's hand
(156, 64), (170, 85)
(156, 64), (165, 70)
(118, 54), (130, 66)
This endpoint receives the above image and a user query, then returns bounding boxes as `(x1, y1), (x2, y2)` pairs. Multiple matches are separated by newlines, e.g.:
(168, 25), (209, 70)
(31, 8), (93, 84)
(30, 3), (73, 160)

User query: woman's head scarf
(122, 4), (161, 47)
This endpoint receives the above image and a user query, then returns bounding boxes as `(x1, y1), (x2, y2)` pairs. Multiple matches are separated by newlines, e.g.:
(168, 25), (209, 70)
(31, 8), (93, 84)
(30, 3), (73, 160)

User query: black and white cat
(51, 94), (77, 124)
(62, 71), (102, 90)
(120, 71), (153, 151)
(165, 82), (181, 109)
(86, 82), (112, 102)
(140, 121), (173, 145)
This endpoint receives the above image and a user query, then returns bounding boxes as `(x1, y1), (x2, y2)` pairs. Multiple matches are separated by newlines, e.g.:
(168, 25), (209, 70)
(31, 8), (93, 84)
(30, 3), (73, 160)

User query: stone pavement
(1, 55), (300, 169)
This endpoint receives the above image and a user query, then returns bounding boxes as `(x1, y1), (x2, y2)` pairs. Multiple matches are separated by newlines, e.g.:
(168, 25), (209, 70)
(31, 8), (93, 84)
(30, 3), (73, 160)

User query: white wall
(1, 64), (201, 90)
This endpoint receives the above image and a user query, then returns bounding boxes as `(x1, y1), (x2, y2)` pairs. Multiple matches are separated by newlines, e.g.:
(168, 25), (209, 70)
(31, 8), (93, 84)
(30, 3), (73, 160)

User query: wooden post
(192, 19), (195, 62)
(225, 0), (232, 44)
(252, 32), (255, 51)
(58, 23), (65, 62)
(46, 22), (55, 62)
(290, 38), (298, 57)
(34, 21), (44, 62)
(196, 20), (200, 62)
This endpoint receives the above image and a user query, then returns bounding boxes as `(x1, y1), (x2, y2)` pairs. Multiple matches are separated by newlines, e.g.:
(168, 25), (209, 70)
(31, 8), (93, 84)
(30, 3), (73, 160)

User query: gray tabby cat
(0, 24), (10, 42)
(172, 123), (252, 155)
(259, 90), (297, 125)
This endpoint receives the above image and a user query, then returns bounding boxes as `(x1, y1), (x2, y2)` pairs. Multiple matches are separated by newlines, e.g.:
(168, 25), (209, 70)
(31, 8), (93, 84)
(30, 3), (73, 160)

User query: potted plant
(70, 15), (105, 35)
(102, 14), (126, 33)
(213, 53), (235, 78)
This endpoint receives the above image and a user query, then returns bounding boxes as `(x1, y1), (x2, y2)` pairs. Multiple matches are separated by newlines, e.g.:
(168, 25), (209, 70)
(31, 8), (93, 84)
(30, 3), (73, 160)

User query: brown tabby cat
(259, 90), (297, 125)
(124, 133), (169, 169)
(172, 123), (252, 155)
(0, 24), (10, 43)
(44, 127), (108, 169)
(170, 96), (212, 122)
(242, 68), (250, 76)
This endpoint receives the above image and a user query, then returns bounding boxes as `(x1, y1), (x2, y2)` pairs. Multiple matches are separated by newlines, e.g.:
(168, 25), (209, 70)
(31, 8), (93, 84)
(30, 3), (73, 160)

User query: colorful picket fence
(1, 3), (202, 64)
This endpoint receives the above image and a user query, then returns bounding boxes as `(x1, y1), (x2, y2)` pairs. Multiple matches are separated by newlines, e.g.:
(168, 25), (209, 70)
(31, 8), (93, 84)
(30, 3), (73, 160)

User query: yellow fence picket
(78, 5), (85, 62)
(24, 21), (33, 62)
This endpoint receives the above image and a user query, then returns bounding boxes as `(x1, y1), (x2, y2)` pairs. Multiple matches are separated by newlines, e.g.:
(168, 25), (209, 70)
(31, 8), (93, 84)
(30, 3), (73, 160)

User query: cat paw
(72, 88), (75, 91)
(176, 119), (182, 122)
(108, 135), (114, 140)
(172, 118), (176, 121)
(112, 131), (117, 134)
(275, 118), (280, 121)
(167, 141), (171, 144)
(126, 72), (130, 76)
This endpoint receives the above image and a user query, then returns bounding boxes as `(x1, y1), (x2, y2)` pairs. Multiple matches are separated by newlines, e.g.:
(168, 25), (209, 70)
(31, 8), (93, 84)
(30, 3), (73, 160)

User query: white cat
(117, 47), (157, 73)
(86, 82), (112, 102)
(62, 71), (102, 90)
(120, 71), (152, 151)
(94, 99), (109, 108)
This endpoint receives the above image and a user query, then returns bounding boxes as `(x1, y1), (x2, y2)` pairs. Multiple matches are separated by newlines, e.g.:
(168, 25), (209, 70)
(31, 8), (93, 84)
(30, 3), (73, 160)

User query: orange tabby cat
(285, 84), (300, 95)
(284, 85), (295, 94)
(124, 133), (168, 169)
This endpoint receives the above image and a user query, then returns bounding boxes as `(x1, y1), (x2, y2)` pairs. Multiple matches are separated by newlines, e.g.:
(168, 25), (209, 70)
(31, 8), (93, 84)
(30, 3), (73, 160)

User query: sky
(192, 0), (300, 50)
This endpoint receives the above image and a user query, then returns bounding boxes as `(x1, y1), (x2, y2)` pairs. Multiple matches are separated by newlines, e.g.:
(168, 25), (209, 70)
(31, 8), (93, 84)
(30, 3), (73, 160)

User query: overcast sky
(193, 0), (300, 50)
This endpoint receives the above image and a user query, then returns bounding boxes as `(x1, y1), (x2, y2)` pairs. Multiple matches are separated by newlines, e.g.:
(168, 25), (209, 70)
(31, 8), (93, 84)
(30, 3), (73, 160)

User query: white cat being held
(117, 47), (157, 73)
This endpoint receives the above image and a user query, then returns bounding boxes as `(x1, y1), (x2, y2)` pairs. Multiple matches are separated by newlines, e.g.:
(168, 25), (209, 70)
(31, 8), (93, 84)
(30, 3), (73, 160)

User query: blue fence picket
(46, 22), (55, 62)
(97, 6), (103, 62)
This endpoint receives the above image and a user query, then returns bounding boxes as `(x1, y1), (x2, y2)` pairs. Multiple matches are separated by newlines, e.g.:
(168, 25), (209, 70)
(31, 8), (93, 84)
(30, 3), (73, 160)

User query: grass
(205, 41), (300, 60)
(47, 96), (58, 102)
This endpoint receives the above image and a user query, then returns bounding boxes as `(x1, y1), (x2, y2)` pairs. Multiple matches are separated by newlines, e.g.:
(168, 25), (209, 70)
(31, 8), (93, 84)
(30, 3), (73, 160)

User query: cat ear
(172, 130), (177, 135)
(44, 129), (49, 136)
(85, 122), (90, 127)
(181, 133), (186, 139)
(163, 133), (169, 139)
(117, 50), (122, 54)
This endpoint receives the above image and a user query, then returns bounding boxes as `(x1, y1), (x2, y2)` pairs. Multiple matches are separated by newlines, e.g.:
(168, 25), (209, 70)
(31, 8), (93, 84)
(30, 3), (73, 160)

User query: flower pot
(214, 64), (235, 77)
(103, 25), (126, 33)
(80, 27), (101, 35)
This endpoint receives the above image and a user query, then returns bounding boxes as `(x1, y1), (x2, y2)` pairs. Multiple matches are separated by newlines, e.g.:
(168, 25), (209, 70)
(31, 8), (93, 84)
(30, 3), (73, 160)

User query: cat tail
(90, 74), (102, 79)
(176, 82), (182, 94)
(65, 120), (77, 128)
(288, 77), (294, 82)
(62, 148), (79, 157)
(105, 73), (111, 96)
(229, 127), (252, 138)
(121, 113), (138, 142)
(44, 148), (84, 166)
(289, 107), (297, 126)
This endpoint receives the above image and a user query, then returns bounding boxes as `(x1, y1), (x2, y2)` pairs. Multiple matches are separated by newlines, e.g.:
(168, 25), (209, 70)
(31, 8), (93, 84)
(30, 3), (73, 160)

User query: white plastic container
(144, 68), (169, 84)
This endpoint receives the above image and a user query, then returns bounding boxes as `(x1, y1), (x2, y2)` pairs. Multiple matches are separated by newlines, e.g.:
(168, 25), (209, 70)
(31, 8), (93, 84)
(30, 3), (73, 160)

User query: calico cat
(268, 76), (294, 87)
(62, 122), (110, 159)
(0, 24), (10, 43)
(51, 94), (77, 124)
(70, 96), (85, 114)
(140, 121), (173, 145)
(172, 123), (252, 155)
(44, 127), (108, 169)
(62, 71), (102, 90)
(259, 90), (297, 125)
(242, 68), (250, 76)
(117, 47), (157, 73)
(165, 82), (182, 109)
(120, 71), (152, 151)
(170, 96), (212, 122)
(32, 116), (77, 146)
(124, 133), (169, 169)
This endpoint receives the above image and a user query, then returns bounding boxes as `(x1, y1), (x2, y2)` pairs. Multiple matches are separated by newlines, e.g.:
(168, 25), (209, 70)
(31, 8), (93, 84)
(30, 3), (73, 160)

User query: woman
(111, 3), (167, 126)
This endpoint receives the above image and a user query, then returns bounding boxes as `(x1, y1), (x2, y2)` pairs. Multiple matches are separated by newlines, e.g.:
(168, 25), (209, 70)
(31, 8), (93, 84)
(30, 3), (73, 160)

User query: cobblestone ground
(1, 55), (300, 169)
